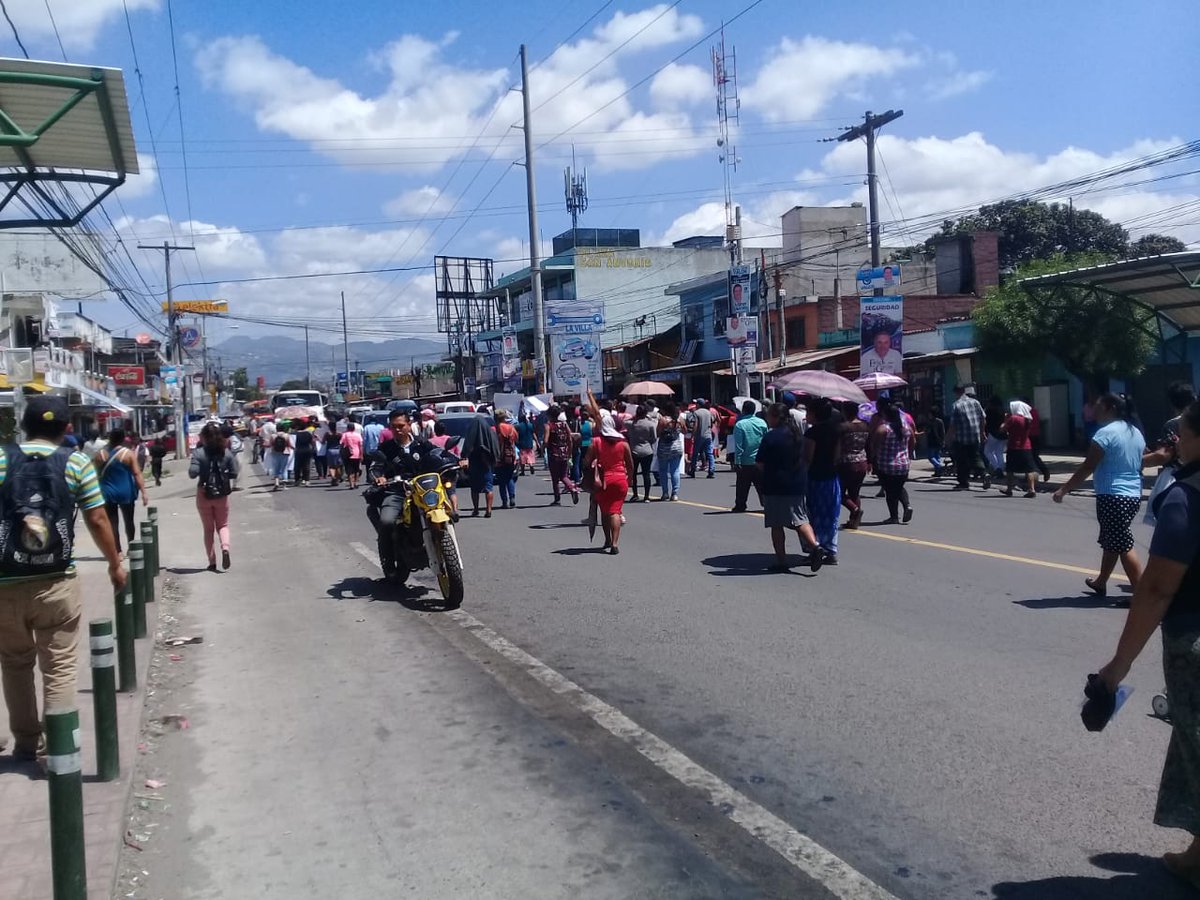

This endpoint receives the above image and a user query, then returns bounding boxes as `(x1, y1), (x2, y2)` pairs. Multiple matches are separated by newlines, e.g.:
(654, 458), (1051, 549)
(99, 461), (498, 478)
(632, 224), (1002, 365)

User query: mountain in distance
(212, 334), (448, 387)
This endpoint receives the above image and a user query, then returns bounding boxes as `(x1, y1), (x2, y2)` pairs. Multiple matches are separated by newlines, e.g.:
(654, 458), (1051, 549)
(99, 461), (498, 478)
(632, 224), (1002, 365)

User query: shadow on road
(529, 522), (588, 530)
(701, 552), (816, 578)
(325, 575), (453, 613)
(551, 546), (609, 556)
(166, 566), (215, 576)
(1014, 595), (1126, 610)
(992, 851), (1192, 899)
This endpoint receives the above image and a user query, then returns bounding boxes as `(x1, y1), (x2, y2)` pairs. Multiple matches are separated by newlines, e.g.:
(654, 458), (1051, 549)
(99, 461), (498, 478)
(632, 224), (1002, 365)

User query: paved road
(124, 462), (1189, 899)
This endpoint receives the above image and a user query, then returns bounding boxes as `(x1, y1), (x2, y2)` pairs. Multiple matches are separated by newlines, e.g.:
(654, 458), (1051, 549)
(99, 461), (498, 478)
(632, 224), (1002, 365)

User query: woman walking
(1001, 400), (1038, 498)
(325, 425), (343, 486)
(94, 428), (149, 554)
(655, 401), (685, 501)
(516, 412), (538, 475)
(870, 397), (915, 524)
(584, 400), (633, 555)
(544, 406), (579, 505)
(188, 422), (239, 571)
(494, 409), (519, 509)
(838, 400), (870, 529)
(626, 404), (657, 502)
(462, 414), (499, 517)
(1054, 393), (1146, 597)
(805, 399), (843, 564)
(757, 402), (825, 572)
(1089, 399), (1200, 887)
(983, 395), (1007, 484)
(341, 422), (363, 489)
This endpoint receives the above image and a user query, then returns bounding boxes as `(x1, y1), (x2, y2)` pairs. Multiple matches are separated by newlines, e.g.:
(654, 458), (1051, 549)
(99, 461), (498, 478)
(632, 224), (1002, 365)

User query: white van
(435, 401), (477, 415)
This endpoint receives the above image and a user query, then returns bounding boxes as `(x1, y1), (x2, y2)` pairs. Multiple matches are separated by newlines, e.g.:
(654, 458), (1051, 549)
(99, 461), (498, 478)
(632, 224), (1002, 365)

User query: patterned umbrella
(769, 370), (869, 404)
(853, 372), (907, 390)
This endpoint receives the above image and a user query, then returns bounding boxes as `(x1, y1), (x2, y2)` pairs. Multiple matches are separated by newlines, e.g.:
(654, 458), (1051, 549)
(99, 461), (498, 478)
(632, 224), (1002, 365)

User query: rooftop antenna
(712, 28), (741, 264)
(564, 144), (588, 232)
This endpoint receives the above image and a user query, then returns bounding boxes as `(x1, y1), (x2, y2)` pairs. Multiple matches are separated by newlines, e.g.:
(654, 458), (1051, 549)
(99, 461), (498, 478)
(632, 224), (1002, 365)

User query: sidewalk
(909, 450), (1104, 490)
(0, 461), (193, 900)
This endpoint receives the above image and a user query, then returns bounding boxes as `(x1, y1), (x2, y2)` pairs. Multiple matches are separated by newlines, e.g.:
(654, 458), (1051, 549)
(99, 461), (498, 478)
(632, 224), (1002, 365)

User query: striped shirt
(874, 418), (913, 475)
(0, 440), (105, 583)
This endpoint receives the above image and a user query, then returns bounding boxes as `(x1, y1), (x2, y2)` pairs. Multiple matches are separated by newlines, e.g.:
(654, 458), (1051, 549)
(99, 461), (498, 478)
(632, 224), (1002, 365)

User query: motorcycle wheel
(434, 526), (465, 606)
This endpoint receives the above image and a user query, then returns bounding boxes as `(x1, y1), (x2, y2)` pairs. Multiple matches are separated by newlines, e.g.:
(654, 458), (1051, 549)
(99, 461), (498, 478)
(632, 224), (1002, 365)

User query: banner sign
(856, 265), (901, 294)
(725, 315), (758, 347)
(859, 295), (904, 375)
(551, 332), (602, 396)
(501, 330), (518, 356)
(545, 301), (604, 334)
(108, 365), (146, 387)
(161, 300), (228, 314)
(729, 265), (751, 316)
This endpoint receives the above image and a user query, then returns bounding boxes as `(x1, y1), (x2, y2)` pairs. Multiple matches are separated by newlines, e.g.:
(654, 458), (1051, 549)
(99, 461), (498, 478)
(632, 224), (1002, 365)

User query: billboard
(856, 264), (901, 294)
(729, 264), (751, 316)
(160, 300), (228, 314)
(551, 333), (602, 396)
(108, 365), (146, 387)
(545, 301), (605, 333)
(725, 315), (757, 347)
(859, 296), (904, 375)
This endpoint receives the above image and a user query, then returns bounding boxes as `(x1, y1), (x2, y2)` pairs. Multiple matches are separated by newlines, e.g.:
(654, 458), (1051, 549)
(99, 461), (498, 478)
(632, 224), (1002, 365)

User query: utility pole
(774, 267), (786, 369)
(340, 291), (350, 399)
(520, 44), (547, 392)
(139, 241), (195, 459)
(837, 109), (903, 291)
(304, 325), (311, 389)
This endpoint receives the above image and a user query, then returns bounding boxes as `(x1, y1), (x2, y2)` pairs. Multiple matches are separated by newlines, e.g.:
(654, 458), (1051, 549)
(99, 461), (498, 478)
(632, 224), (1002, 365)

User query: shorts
(1096, 494), (1141, 554)
(1005, 449), (1035, 474)
(762, 494), (809, 529)
(469, 463), (494, 493)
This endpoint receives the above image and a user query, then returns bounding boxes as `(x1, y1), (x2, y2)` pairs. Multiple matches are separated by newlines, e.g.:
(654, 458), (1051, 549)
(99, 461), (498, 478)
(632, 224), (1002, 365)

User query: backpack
(499, 428), (517, 466)
(660, 417), (681, 446)
(272, 434), (288, 453)
(202, 449), (233, 499)
(295, 430), (313, 451)
(0, 446), (77, 576)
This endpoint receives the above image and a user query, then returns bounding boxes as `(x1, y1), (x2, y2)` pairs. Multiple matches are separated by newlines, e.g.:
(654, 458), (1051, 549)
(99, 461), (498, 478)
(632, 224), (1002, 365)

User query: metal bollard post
(140, 522), (157, 596)
(147, 506), (161, 577)
(88, 619), (120, 781)
(113, 585), (136, 693)
(46, 708), (87, 899)
(129, 543), (147, 640)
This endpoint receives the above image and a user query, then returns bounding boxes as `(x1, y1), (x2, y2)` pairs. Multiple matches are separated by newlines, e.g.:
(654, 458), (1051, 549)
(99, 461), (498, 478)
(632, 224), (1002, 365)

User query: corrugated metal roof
(1020, 251), (1200, 330)
(0, 58), (137, 173)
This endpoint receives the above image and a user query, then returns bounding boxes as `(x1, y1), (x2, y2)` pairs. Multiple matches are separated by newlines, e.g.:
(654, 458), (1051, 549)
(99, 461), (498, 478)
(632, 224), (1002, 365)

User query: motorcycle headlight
(422, 489), (441, 507)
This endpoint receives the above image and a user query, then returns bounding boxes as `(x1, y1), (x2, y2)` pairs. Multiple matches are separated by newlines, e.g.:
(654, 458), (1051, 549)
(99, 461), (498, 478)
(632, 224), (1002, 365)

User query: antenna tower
(564, 145), (589, 231)
(712, 29), (741, 262)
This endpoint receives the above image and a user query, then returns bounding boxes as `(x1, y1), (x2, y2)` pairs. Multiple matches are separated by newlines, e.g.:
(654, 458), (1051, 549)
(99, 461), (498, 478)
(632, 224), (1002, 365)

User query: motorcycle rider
(365, 409), (448, 573)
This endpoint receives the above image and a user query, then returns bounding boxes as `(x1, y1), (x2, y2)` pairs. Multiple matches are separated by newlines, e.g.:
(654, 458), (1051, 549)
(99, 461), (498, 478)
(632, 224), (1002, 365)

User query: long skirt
(1156, 626), (1200, 835)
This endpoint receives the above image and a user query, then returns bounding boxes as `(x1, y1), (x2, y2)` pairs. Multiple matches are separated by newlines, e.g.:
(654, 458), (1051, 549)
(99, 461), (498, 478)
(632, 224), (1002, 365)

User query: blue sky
(2, 0), (1196, 346)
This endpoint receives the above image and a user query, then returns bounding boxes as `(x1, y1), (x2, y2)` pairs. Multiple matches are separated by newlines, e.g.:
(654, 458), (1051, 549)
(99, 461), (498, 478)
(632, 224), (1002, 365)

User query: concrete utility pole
(520, 44), (547, 392)
(304, 325), (311, 389)
(837, 109), (903, 294)
(340, 291), (350, 398)
(774, 268), (786, 368)
(138, 241), (195, 459)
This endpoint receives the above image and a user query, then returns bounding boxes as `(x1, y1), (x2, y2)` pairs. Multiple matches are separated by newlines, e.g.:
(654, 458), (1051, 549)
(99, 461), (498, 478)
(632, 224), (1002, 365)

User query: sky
(1, 0), (1197, 355)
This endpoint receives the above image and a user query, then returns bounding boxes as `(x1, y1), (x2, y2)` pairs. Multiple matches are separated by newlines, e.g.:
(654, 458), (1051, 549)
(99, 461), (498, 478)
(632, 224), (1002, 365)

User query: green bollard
(129, 543), (147, 640)
(113, 585), (136, 693)
(147, 506), (161, 577)
(140, 522), (157, 595)
(88, 619), (119, 781)
(46, 708), (87, 899)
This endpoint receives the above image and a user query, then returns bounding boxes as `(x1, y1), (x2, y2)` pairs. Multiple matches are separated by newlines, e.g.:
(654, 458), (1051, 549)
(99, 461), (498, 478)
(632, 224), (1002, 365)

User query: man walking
(731, 401), (767, 512)
(946, 384), (988, 490)
(0, 396), (126, 769)
(690, 399), (716, 478)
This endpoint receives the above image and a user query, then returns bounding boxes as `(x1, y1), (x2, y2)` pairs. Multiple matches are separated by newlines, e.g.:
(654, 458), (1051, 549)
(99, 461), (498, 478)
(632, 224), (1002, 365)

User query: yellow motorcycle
(378, 463), (464, 605)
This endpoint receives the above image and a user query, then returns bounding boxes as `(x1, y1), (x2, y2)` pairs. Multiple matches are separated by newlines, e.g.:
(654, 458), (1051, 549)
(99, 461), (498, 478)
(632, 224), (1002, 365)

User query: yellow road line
(670, 498), (1126, 581)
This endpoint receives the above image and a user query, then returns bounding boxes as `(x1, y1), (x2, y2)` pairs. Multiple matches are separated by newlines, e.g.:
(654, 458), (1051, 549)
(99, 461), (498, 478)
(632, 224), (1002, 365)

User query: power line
(165, 0), (206, 285)
(42, 0), (65, 60)
(0, 0), (28, 57)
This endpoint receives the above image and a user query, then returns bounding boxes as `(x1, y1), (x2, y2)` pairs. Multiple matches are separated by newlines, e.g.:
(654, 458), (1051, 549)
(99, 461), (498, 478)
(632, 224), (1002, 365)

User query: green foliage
(1127, 233), (1187, 257)
(973, 254), (1157, 383)
(278, 379), (308, 392)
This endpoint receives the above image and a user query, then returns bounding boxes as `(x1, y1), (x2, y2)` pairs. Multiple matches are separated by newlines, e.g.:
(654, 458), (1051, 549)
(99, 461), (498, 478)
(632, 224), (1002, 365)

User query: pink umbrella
(853, 372), (907, 391)
(770, 370), (868, 404)
(621, 380), (675, 397)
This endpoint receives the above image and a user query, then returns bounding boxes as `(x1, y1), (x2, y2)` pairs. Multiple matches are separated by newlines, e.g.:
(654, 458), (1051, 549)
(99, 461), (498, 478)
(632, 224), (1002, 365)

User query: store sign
(161, 300), (228, 314)
(108, 365), (146, 387)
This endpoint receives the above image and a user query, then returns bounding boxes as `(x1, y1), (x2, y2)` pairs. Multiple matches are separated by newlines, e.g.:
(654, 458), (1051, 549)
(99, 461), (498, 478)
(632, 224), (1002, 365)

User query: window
(785, 317), (806, 350)
(713, 291), (728, 335)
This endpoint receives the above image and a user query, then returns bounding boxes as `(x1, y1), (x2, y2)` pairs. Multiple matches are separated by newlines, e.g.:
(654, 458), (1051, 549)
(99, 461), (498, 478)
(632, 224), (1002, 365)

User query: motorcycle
(372, 463), (465, 605)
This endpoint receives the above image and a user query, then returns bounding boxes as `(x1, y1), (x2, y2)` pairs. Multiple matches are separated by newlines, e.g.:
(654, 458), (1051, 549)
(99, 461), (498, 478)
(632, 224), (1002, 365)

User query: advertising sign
(859, 295), (904, 375)
(545, 301), (604, 333)
(725, 315), (758, 347)
(161, 300), (228, 314)
(551, 332), (602, 396)
(501, 330), (518, 356)
(108, 365), (146, 387)
(179, 326), (201, 349)
(856, 264), (902, 294)
(729, 264), (751, 316)
(733, 345), (756, 375)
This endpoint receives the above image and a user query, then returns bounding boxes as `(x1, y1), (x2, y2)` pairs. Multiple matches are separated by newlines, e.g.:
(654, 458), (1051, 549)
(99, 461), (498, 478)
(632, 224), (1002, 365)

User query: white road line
(349, 541), (897, 900)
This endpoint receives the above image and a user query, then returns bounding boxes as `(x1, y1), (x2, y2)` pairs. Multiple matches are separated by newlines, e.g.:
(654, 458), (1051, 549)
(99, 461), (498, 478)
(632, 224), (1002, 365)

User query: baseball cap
(22, 395), (69, 428)
(964, 385), (977, 397)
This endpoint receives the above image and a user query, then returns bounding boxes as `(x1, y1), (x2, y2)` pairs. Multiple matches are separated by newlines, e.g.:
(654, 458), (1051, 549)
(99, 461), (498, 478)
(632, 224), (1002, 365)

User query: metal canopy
(1020, 251), (1200, 330)
(0, 58), (138, 228)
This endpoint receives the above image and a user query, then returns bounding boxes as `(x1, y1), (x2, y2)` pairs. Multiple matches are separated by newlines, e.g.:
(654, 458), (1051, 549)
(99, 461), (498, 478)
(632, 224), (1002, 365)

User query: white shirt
(860, 348), (903, 375)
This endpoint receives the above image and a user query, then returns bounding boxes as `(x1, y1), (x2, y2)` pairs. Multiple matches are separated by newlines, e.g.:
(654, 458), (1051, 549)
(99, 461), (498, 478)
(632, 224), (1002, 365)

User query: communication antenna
(712, 29), (741, 263)
(564, 145), (589, 231)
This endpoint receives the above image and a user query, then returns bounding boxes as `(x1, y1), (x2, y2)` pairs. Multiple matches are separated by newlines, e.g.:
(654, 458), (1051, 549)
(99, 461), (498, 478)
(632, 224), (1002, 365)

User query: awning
(713, 345), (856, 377)
(0, 376), (53, 391)
(70, 382), (132, 414)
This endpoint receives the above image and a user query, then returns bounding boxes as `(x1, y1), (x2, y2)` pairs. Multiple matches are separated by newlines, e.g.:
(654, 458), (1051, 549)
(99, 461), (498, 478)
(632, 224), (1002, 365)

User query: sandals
(1084, 578), (1107, 597)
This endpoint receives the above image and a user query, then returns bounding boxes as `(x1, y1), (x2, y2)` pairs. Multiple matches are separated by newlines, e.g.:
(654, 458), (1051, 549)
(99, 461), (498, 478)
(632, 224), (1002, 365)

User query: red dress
(594, 437), (629, 516)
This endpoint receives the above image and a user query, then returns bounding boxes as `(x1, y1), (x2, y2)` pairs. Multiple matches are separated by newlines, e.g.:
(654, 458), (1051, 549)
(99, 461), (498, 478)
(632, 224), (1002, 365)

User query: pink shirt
(341, 430), (363, 460)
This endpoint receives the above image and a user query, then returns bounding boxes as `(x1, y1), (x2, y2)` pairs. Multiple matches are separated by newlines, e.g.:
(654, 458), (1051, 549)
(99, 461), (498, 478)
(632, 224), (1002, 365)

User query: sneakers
(902, 508), (914, 524)
(572, 491), (580, 505)
(707, 472), (715, 479)
(670, 494), (680, 502)
(222, 549), (231, 570)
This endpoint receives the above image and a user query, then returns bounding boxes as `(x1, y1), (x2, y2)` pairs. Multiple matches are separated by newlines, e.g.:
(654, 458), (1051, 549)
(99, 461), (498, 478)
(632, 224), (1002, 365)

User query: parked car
(435, 401), (477, 415)
(385, 399), (420, 417)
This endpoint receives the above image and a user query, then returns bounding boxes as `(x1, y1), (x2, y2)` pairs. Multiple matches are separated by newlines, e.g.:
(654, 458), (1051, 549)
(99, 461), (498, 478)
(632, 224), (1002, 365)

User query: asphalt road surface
(124, 461), (1192, 900)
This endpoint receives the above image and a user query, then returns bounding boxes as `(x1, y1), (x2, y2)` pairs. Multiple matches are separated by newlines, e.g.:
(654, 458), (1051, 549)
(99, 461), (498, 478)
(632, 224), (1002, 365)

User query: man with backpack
(0, 396), (126, 769)
(292, 421), (315, 486)
(269, 425), (292, 491)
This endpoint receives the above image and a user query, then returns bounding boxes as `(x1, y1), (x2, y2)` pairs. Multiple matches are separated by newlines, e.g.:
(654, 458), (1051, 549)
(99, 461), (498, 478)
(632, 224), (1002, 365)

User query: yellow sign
(576, 251), (652, 269)
(161, 300), (228, 314)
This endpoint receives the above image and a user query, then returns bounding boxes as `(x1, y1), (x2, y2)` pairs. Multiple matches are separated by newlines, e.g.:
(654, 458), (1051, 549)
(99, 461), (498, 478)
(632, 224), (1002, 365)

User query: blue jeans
(691, 437), (714, 474)
(495, 465), (517, 506)
(658, 453), (681, 498)
(269, 452), (289, 481)
(806, 476), (841, 555)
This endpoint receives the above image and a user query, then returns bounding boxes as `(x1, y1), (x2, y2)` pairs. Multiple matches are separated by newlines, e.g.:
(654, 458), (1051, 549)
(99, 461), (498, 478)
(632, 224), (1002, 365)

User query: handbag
(580, 458), (605, 492)
(1145, 467), (1175, 526)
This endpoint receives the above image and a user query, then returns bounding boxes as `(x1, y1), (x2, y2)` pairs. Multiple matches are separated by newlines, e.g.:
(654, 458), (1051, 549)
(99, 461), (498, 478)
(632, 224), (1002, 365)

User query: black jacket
(367, 437), (441, 481)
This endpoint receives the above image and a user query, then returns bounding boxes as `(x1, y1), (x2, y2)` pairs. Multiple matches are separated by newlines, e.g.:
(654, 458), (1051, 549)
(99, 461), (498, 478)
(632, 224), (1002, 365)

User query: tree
(1127, 233), (1186, 257)
(930, 200), (1129, 271)
(973, 254), (1157, 385)
(278, 379), (308, 392)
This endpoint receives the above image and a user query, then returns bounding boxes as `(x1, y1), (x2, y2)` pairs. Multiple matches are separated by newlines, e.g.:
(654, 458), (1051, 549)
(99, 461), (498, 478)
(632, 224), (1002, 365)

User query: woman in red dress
(584, 395), (633, 555)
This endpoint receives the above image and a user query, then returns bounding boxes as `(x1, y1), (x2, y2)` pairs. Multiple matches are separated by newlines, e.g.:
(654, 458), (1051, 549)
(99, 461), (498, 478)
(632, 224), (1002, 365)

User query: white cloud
(742, 36), (919, 121)
(649, 62), (711, 109)
(113, 152), (158, 201)
(926, 68), (993, 101)
(3, 0), (158, 52)
(195, 5), (709, 173)
(651, 190), (819, 247)
(384, 185), (453, 217)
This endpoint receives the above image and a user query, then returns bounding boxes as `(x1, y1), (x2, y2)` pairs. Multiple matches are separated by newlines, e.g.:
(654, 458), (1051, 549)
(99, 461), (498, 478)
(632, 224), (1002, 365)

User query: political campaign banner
(725, 315), (758, 347)
(856, 264), (902, 294)
(859, 295), (904, 375)
(729, 265), (751, 316)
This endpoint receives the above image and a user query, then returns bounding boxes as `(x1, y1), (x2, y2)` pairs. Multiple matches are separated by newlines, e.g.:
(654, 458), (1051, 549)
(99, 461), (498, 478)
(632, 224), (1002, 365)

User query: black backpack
(0, 446), (77, 576)
(202, 450), (233, 499)
(272, 434), (288, 453)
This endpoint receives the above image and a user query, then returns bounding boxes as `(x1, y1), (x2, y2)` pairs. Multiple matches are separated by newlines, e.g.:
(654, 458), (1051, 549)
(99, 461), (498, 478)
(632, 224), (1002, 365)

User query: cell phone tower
(564, 145), (588, 232)
(713, 29), (741, 264)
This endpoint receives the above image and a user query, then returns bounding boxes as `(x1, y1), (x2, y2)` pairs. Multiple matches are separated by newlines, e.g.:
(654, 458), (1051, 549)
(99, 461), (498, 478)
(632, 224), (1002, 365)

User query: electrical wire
(42, 0), (65, 60)
(0, 0), (28, 58)
(165, 0), (205, 285)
